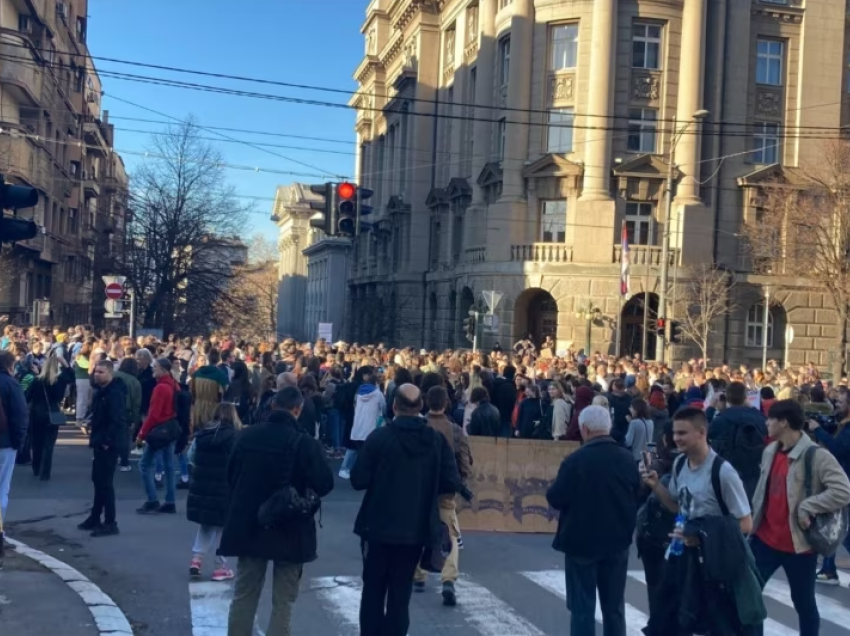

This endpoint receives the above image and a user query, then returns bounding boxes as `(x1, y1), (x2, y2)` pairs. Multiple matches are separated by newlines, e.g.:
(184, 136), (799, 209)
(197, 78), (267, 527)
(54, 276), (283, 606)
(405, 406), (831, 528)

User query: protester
(0, 350), (28, 523)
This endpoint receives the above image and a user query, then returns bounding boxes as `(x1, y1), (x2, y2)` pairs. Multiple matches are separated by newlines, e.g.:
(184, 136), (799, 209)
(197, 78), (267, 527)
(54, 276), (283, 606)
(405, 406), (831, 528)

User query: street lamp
(575, 303), (601, 356)
(656, 109), (710, 363)
(762, 284), (771, 371)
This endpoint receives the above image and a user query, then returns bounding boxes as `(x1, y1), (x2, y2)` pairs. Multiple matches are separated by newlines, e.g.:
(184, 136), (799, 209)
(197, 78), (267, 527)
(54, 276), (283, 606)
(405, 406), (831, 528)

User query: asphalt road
(6, 428), (850, 636)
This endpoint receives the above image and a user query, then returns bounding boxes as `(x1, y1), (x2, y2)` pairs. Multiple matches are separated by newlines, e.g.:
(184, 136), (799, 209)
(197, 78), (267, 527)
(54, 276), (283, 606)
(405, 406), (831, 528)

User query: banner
(457, 437), (579, 533)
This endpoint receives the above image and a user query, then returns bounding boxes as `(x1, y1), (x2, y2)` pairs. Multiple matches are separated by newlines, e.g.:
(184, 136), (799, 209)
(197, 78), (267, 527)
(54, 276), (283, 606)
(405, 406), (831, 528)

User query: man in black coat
(491, 365), (518, 437)
(547, 405), (641, 636)
(219, 386), (333, 636)
(78, 360), (127, 537)
(351, 383), (460, 636)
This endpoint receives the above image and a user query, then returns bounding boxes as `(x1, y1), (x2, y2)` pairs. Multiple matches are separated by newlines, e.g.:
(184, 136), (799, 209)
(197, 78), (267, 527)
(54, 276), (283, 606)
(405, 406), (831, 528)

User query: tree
(123, 118), (250, 336)
(215, 234), (280, 340)
(741, 139), (850, 377)
(673, 264), (735, 363)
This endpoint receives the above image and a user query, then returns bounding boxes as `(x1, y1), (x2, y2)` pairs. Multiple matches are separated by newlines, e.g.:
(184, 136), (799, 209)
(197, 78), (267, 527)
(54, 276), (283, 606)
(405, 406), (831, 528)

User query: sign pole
(129, 290), (136, 340)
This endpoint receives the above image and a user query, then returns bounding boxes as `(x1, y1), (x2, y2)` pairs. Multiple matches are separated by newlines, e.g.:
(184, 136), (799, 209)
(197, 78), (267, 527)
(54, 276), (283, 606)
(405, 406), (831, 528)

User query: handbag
(258, 436), (321, 527)
(145, 418), (181, 451)
(419, 521), (452, 573)
(801, 446), (850, 556)
(43, 384), (66, 426)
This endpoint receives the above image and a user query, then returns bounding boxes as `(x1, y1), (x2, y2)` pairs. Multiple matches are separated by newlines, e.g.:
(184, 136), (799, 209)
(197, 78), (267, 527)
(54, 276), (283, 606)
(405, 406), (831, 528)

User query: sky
(86, 0), (366, 237)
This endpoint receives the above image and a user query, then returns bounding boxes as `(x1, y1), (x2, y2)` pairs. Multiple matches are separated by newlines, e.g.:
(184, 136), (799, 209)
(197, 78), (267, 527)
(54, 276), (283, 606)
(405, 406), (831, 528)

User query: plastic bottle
(665, 513), (687, 559)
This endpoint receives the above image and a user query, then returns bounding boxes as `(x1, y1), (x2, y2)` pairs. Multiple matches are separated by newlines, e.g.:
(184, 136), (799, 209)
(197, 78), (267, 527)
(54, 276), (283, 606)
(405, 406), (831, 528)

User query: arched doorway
(428, 291), (438, 351)
(459, 287), (474, 347)
(620, 293), (659, 359)
(448, 290), (457, 350)
(514, 288), (558, 347)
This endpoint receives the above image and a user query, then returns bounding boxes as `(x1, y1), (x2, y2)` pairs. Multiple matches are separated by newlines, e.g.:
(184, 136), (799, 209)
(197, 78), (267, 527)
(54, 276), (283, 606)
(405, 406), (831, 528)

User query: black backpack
(531, 403), (554, 440)
(636, 473), (677, 551)
(711, 414), (765, 500)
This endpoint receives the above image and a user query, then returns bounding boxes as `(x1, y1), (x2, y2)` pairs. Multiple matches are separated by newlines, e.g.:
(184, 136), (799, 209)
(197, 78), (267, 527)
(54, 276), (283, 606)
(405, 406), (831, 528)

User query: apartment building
(0, 0), (128, 328)
(347, 0), (842, 368)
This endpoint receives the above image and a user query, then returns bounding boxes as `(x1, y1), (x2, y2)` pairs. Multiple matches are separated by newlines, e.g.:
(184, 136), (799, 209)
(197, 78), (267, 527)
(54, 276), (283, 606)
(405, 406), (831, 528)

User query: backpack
(711, 414), (765, 500)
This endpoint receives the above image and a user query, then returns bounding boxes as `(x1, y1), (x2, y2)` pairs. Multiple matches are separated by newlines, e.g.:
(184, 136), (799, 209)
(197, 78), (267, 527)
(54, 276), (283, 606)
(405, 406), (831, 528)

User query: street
(5, 428), (850, 636)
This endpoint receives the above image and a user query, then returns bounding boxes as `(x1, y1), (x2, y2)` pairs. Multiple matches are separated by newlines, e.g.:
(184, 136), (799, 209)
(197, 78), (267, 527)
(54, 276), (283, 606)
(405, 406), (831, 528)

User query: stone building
(346, 0), (845, 368)
(303, 237), (351, 343)
(0, 0), (128, 328)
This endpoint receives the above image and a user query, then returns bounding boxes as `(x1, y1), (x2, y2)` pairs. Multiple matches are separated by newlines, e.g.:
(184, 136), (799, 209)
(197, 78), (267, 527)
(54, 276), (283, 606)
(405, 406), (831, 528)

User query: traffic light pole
(472, 311), (479, 353)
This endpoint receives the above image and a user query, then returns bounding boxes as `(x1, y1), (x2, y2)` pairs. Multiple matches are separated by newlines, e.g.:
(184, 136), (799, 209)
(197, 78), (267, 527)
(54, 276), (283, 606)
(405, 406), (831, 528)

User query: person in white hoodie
(339, 366), (386, 480)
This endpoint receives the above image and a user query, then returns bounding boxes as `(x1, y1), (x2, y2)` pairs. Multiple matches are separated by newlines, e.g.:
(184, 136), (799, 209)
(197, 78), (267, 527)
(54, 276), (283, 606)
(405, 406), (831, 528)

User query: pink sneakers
(189, 558), (202, 577)
(211, 568), (235, 582)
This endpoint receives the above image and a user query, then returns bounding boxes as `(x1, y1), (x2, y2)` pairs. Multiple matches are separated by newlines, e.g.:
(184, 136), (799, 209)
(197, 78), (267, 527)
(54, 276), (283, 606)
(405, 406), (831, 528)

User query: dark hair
(273, 386), (304, 412)
(299, 374), (318, 394)
(811, 385), (827, 403)
(394, 366), (413, 386)
(768, 399), (805, 431)
(426, 385), (448, 412)
(726, 381), (747, 406)
(760, 386), (776, 400)
(0, 350), (14, 371)
(118, 357), (139, 376)
(577, 364), (587, 377)
(208, 349), (221, 366)
(672, 406), (708, 430)
(612, 378), (625, 391)
(470, 386), (489, 404)
(630, 398), (650, 420)
(419, 371), (444, 395)
(503, 365), (516, 381)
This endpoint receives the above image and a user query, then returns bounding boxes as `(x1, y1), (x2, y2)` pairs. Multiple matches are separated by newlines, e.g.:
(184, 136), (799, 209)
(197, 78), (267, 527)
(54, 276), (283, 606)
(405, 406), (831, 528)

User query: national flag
(620, 221), (630, 297)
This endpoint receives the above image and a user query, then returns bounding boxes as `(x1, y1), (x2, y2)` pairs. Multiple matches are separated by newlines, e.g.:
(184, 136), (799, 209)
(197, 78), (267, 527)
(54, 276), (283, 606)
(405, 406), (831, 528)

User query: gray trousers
(227, 557), (302, 636)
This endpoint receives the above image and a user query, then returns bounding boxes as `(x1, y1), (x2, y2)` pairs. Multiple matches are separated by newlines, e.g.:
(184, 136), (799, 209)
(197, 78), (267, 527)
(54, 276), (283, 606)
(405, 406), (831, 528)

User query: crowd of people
(1, 322), (850, 635)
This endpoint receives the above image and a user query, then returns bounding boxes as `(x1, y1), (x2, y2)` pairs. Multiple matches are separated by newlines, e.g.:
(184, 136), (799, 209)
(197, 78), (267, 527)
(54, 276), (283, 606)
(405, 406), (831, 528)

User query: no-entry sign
(105, 282), (123, 300)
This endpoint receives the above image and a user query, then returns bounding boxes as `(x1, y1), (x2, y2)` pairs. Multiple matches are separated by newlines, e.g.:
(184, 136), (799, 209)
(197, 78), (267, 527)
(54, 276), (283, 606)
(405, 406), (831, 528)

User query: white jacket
(350, 384), (386, 442)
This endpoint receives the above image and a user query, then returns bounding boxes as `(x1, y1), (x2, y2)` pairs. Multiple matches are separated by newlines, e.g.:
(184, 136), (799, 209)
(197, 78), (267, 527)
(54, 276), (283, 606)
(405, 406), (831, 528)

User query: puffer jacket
(467, 399), (501, 437)
(187, 422), (237, 527)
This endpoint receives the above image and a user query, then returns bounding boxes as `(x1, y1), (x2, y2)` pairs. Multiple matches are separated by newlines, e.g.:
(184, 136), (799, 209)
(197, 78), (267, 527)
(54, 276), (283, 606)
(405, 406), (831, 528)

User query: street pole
(656, 154), (675, 363)
(128, 289), (136, 340)
(762, 285), (770, 370)
(472, 310), (479, 354)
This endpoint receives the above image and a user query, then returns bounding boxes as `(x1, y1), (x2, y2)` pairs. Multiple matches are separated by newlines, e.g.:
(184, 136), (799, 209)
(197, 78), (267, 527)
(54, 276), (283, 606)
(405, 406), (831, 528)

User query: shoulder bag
(257, 435), (321, 527)
(145, 388), (182, 451)
(43, 383), (66, 426)
(801, 446), (849, 556)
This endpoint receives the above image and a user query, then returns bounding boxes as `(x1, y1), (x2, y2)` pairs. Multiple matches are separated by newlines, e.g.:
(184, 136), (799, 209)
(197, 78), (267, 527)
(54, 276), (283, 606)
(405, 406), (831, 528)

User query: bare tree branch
(673, 265), (735, 362)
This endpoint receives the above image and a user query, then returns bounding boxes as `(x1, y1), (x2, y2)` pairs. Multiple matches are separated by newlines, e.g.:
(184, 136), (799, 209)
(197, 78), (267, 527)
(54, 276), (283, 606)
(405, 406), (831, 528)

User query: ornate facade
(348, 0), (845, 367)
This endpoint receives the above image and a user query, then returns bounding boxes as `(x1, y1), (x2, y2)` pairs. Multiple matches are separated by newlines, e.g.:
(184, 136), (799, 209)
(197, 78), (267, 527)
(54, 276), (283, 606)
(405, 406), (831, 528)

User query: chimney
(102, 110), (109, 125)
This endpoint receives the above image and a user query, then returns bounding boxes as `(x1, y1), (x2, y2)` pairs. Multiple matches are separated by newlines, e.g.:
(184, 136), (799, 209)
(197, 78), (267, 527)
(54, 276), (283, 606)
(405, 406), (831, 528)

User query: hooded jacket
(350, 383), (386, 442)
(351, 414), (460, 546)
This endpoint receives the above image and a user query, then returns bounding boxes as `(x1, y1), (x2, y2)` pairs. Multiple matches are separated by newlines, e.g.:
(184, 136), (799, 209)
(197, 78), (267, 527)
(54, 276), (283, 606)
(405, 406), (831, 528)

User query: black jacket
(26, 367), (75, 428)
(605, 392), (633, 444)
(517, 398), (545, 439)
(468, 400), (501, 437)
(491, 377), (517, 424)
(187, 423), (238, 527)
(89, 378), (127, 450)
(138, 366), (156, 415)
(351, 415), (459, 547)
(218, 410), (334, 563)
(0, 367), (28, 450)
(547, 436), (641, 558)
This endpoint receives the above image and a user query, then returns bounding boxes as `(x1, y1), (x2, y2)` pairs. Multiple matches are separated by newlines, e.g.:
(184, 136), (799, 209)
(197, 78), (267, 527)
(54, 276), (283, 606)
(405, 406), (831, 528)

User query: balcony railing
(0, 130), (50, 191)
(464, 246), (486, 264)
(613, 244), (679, 266)
(0, 31), (41, 105)
(511, 243), (573, 263)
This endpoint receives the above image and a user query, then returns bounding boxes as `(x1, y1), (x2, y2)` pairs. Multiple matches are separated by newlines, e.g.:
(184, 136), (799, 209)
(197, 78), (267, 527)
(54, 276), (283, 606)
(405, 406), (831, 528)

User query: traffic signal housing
(309, 182), (336, 236)
(463, 312), (477, 343)
(0, 174), (38, 243)
(655, 317), (666, 338)
(337, 182), (357, 235)
(670, 320), (683, 344)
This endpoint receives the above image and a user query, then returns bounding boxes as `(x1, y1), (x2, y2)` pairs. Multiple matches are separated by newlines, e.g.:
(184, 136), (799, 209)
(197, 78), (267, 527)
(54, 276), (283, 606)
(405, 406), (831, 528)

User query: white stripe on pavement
(628, 571), (797, 636)
(521, 570), (647, 636)
(312, 576), (363, 636)
(455, 577), (547, 636)
(189, 581), (231, 636)
(764, 578), (850, 631)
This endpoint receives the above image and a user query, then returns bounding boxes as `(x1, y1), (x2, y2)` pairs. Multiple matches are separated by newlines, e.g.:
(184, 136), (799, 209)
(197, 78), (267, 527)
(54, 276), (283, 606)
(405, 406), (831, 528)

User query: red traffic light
(337, 182), (355, 199)
(656, 318), (666, 329)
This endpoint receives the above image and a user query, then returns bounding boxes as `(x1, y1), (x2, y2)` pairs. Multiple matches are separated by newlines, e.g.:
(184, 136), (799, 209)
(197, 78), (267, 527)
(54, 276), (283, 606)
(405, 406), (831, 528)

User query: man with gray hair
(546, 405), (641, 636)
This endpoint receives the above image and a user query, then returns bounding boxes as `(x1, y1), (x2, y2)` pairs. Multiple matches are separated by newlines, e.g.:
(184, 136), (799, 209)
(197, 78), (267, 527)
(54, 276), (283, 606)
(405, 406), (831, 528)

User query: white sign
(785, 325), (795, 345)
(104, 299), (124, 314)
(746, 389), (761, 410)
(317, 323), (333, 342)
(481, 290), (503, 313)
(101, 275), (126, 286)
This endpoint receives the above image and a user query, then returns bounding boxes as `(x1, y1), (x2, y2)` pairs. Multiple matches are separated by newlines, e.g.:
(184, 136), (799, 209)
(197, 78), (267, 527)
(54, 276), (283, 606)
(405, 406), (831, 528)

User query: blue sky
(87, 0), (365, 236)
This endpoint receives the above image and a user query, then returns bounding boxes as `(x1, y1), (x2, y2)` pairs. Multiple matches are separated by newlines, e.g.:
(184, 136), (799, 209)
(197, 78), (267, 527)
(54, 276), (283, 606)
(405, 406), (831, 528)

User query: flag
(620, 221), (630, 297)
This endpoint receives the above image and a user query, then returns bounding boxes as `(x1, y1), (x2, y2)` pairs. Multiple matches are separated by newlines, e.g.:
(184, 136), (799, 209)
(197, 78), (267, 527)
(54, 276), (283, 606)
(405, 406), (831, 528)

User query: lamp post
(575, 303), (601, 356)
(656, 109), (710, 364)
(762, 284), (771, 371)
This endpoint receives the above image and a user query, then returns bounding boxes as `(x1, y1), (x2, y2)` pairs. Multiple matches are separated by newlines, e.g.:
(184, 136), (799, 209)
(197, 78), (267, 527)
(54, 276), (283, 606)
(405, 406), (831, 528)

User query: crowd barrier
(457, 437), (580, 533)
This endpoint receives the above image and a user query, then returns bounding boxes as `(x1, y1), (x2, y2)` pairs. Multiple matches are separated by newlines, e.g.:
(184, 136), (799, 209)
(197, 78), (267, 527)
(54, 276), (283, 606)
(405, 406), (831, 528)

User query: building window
(756, 39), (783, 86)
(746, 303), (773, 347)
(540, 200), (567, 243)
(547, 108), (574, 153)
(633, 23), (661, 70)
(752, 122), (779, 164)
(625, 202), (653, 245)
(627, 109), (657, 153)
(497, 118), (507, 160)
(550, 24), (579, 70)
(498, 37), (511, 86)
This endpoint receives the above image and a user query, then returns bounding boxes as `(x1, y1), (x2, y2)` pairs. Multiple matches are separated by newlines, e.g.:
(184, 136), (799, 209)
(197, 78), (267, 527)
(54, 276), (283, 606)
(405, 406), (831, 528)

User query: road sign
(102, 275), (126, 286)
(104, 299), (124, 314)
(105, 282), (123, 299)
(481, 290), (503, 313)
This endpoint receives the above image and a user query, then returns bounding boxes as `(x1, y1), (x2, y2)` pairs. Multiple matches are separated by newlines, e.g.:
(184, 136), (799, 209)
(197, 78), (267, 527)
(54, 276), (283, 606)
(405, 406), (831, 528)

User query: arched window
(746, 303), (773, 347)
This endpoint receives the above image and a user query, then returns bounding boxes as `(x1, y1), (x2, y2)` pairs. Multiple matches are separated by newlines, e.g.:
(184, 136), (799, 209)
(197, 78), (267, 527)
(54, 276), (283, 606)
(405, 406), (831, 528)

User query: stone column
(500, 0), (533, 201)
(470, 0), (496, 206)
(674, 0), (708, 204)
(578, 0), (617, 201)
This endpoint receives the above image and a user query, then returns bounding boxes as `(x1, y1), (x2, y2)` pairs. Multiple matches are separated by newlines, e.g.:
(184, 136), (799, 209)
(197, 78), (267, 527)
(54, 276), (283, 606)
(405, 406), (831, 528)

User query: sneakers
(90, 523), (119, 538)
(816, 571), (840, 586)
(136, 501), (161, 514)
(211, 567), (235, 582)
(119, 465), (133, 472)
(158, 503), (177, 514)
(457, 535), (464, 550)
(177, 479), (190, 490)
(77, 517), (100, 531)
(190, 557), (202, 577)
(413, 580), (426, 593)
(338, 469), (351, 480)
(442, 581), (457, 607)
(130, 448), (143, 457)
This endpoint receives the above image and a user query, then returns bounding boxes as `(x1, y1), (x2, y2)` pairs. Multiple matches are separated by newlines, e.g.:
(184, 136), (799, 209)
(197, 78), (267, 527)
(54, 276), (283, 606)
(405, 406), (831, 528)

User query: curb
(7, 537), (133, 635)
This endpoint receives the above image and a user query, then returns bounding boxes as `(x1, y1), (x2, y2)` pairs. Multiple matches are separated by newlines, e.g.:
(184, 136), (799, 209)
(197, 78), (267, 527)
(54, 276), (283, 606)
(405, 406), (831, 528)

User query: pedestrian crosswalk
(189, 568), (850, 636)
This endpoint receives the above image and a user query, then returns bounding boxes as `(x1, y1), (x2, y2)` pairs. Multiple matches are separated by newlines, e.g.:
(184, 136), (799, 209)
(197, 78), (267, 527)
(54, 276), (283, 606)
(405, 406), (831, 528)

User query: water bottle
(665, 513), (687, 559)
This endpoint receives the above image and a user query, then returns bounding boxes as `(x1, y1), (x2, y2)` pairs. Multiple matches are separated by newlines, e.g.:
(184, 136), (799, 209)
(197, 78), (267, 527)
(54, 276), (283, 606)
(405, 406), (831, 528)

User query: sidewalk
(0, 547), (100, 636)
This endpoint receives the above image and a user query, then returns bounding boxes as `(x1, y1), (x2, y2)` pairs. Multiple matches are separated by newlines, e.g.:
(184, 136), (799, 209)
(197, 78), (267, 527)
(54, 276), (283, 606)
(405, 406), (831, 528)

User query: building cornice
(354, 55), (383, 83)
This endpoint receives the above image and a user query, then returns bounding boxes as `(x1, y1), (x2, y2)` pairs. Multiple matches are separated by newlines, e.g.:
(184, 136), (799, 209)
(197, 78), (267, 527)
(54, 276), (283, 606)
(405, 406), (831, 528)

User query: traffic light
(463, 311), (477, 343)
(0, 174), (38, 243)
(358, 186), (374, 233)
(670, 320), (683, 344)
(309, 182), (336, 236)
(655, 317), (666, 338)
(336, 182), (357, 235)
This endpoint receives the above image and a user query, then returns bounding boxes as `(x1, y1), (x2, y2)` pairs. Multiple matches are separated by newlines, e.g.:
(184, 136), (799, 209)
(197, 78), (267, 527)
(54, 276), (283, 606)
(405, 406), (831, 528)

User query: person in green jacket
(115, 357), (142, 472)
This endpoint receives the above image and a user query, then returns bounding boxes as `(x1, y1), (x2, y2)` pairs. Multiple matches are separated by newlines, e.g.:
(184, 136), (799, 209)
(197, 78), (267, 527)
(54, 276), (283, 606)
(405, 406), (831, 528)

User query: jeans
(91, 448), (118, 525)
(326, 409), (342, 448)
(119, 424), (131, 467)
(155, 449), (189, 479)
(0, 447), (17, 521)
(75, 379), (91, 422)
(340, 449), (357, 473)
(228, 557), (302, 636)
(750, 535), (820, 636)
(31, 423), (60, 479)
(564, 548), (629, 636)
(639, 544), (667, 626)
(360, 541), (422, 636)
(192, 525), (226, 566)
(140, 442), (175, 504)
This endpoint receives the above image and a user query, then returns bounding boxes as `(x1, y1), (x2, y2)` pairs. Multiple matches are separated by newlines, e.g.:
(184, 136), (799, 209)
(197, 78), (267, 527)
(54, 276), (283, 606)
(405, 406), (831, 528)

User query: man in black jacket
(351, 383), (460, 636)
(219, 386), (333, 636)
(491, 366), (517, 437)
(547, 405), (641, 636)
(78, 360), (127, 537)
